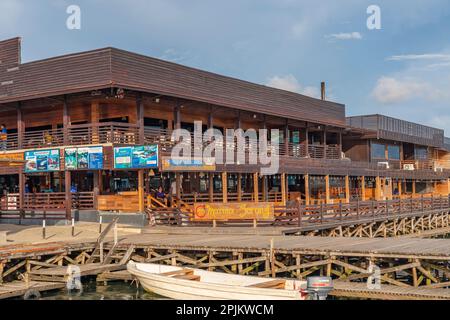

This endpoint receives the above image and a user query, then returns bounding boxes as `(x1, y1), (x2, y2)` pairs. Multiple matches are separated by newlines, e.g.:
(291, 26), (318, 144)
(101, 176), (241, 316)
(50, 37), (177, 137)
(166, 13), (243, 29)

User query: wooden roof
(0, 37), (346, 128)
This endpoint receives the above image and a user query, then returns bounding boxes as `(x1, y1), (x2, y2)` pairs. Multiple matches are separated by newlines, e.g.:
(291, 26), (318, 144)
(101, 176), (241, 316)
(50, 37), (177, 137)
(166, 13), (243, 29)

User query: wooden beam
(361, 176), (366, 201)
(138, 169), (145, 213)
(65, 171), (72, 220)
(209, 173), (214, 202)
(325, 175), (330, 204)
(222, 172), (228, 203)
(375, 176), (382, 201)
(63, 95), (70, 145)
(281, 173), (287, 205)
(136, 93), (145, 144)
(304, 174), (310, 205)
(345, 175), (350, 204)
(17, 103), (24, 149)
(237, 173), (242, 202)
(253, 172), (259, 203)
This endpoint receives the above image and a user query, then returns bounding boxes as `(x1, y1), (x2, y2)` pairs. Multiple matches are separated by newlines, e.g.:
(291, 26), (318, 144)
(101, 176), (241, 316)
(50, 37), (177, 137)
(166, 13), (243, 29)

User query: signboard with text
(161, 157), (215, 171)
(193, 202), (274, 221)
(65, 146), (104, 170)
(114, 145), (159, 169)
(25, 149), (60, 172)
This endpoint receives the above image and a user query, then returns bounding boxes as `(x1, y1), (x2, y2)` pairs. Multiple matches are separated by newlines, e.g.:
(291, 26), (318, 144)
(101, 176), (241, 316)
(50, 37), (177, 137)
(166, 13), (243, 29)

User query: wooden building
(0, 37), (449, 220)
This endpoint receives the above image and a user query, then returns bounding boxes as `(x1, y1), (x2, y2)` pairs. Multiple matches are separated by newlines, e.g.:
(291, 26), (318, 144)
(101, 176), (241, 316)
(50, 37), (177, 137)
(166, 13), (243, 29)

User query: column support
(325, 175), (330, 204)
(345, 175), (350, 203)
(222, 172), (228, 203)
(304, 174), (310, 205)
(253, 172), (259, 203)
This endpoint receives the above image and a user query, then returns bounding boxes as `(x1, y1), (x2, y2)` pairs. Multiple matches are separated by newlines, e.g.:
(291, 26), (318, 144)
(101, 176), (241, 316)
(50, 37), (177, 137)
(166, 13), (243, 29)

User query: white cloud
(371, 76), (444, 104)
(326, 32), (362, 40)
(266, 74), (320, 98)
(387, 53), (450, 61)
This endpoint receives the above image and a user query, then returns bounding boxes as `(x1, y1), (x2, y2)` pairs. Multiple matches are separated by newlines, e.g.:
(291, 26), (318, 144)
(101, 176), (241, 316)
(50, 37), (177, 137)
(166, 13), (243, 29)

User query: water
(31, 280), (165, 300)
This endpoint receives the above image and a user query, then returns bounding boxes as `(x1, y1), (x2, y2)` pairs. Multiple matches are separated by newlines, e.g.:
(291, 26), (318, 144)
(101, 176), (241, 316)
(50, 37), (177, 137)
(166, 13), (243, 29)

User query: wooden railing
(274, 195), (450, 228)
(0, 192), (95, 219)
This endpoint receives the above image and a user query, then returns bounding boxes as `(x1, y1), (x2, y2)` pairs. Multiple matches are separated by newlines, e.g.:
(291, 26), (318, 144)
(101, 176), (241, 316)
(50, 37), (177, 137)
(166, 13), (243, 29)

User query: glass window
(415, 147), (428, 160)
(388, 145), (400, 160)
(371, 143), (386, 159)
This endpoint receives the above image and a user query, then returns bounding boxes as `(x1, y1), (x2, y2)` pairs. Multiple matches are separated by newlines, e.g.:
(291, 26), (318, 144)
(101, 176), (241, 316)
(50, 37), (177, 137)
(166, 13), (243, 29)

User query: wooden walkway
(0, 281), (65, 299)
(332, 281), (450, 300)
(117, 233), (450, 259)
(29, 263), (126, 282)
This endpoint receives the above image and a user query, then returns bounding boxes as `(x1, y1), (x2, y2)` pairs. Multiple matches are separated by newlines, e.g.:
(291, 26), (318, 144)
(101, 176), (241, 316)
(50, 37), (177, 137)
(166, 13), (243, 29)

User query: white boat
(127, 261), (308, 300)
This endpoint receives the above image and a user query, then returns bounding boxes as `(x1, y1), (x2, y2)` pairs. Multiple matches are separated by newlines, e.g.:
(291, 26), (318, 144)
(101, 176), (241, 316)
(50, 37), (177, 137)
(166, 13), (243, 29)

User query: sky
(1, 0), (450, 133)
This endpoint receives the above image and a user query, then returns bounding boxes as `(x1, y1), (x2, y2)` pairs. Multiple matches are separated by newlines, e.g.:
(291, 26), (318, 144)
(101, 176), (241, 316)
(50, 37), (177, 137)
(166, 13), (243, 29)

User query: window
(415, 147), (428, 160)
(371, 143), (386, 159)
(388, 145), (400, 160)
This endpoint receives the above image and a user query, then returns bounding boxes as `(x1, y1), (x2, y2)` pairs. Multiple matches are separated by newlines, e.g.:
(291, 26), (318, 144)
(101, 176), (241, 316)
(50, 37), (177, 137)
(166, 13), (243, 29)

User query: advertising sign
(25, 149), (60, 172)
(65, 146), (104, 170)
(161, 157), (215, 171)
(193, 202), (274, 221)
(114, 145), (158, 169)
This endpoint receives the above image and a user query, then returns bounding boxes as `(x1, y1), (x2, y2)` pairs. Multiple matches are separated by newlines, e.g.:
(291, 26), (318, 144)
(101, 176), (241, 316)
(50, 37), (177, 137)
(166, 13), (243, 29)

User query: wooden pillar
(138, 170), (145, 213)
(388, 178), (393, 200)
(63, 96), (70, 145)
(338, 130), (343, 158)
(209, 173), (214, 202)
(304, 174), (310, 205)
(304, 124), (309, 157)
(345, 175), (350, 203)
(361, 176), (366, 201)
(17, 103), (24, 149)
(281, 173), (287, 205)
(375, 176), (382, 201)
(93, 171), (100, 210)
(284, 120), (289, 156)
(175, 173), (182, 204)
(253, 172), (259, 203)
(262, 175), (268, 202)
(222, 172), (228, 203)
(136, 94), (145, 144)
(447, 178), (450, 195)
(19, 168), (25, 210)
(174, 103), (181, 130)
(237, 173), (242, 202)
(412, 180), (416, 197)
(65, 171), (72, 219)
(91, 101), (100, 144)
(325, 175), (330, 204)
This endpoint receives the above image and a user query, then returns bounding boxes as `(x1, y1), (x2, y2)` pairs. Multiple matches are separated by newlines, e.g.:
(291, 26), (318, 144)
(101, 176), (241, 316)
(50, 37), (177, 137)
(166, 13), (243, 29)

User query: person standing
(0, 124), (7, 151)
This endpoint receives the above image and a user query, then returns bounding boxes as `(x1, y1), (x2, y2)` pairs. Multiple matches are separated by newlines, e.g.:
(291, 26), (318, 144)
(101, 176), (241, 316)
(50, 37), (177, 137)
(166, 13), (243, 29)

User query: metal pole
(71, 218), (75, 237)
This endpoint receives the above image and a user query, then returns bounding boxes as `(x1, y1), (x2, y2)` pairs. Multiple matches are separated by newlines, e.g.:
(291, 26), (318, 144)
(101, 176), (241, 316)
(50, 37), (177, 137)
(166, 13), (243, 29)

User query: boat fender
(24, 289), (41, 300)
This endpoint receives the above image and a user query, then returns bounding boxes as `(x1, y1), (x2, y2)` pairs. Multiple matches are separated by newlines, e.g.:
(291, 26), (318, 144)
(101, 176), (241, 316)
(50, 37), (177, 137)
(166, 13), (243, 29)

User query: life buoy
(24, 289), (41, 300)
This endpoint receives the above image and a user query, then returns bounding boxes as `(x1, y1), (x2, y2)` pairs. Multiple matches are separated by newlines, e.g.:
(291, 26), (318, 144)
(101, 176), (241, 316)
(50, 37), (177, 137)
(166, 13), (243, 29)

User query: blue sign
(114, 145), (158, 169)
(25, 149), (61, 172)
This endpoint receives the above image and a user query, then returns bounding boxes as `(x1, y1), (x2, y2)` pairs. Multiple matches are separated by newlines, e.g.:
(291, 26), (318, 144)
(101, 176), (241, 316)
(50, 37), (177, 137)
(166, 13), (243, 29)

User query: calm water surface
(38, 280), (165, 300)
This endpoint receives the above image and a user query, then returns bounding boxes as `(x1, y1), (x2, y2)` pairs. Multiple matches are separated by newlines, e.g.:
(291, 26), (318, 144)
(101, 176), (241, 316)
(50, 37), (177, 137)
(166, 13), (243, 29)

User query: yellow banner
(0, 153), (24, 161)
(162, 157), (215, 171)
(193, 202), (274, 221)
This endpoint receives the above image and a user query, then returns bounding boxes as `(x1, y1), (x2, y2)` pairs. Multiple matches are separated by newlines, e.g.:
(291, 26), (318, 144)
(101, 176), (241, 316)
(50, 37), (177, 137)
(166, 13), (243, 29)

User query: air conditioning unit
(403, 164), (415, 171)
(435, 167), (444, 172)
(377, 161), (389, 169)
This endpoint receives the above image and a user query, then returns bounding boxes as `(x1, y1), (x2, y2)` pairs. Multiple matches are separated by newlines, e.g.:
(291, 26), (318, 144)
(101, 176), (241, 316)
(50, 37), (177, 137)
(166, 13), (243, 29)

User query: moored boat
(127, 261), (308, 300)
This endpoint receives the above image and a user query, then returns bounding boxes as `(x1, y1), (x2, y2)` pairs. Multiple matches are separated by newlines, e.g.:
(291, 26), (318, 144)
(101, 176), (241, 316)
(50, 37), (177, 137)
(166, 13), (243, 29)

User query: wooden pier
(2, 231), (450, 299)
(0, 281), (65, 300)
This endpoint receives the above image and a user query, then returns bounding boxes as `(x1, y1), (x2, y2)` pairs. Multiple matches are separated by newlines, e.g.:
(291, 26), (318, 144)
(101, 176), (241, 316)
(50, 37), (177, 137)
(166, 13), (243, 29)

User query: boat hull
(127, 262), (305, 300)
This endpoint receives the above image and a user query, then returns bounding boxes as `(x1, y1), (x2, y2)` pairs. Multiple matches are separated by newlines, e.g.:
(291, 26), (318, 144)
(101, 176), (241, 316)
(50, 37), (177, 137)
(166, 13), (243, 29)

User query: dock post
(42, 220), (46, 240)
(114, 221), (118, 245)
(71, 218), (75, 237)
(99, 216), (102, 234)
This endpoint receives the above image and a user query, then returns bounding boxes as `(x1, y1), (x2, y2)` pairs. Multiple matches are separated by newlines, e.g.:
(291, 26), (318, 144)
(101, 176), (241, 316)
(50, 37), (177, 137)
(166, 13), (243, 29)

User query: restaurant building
(0, 37), (449, 223)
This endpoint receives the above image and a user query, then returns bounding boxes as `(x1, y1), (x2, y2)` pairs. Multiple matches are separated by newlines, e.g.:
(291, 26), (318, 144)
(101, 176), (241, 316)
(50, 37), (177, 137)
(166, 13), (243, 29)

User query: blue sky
(2, 0), (450, 132)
